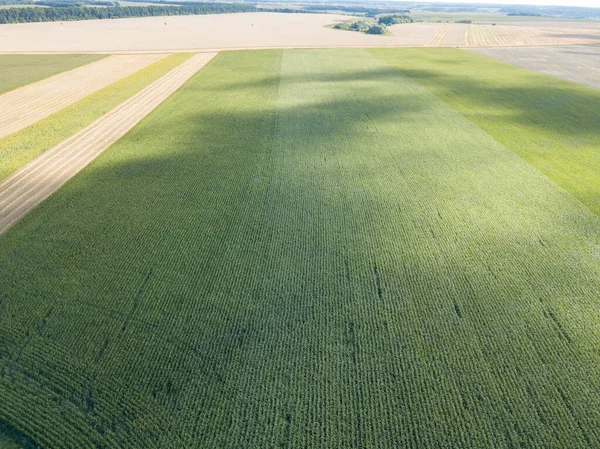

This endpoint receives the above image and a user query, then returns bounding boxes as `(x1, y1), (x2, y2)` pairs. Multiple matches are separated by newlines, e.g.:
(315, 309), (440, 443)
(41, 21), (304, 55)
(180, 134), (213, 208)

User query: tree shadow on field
(0, 68), (438, 447)
(393, 66), (600, 140)
(199, 65), (407, 94)
(2, 58), (600, 448)
(209, 58), (600, 143)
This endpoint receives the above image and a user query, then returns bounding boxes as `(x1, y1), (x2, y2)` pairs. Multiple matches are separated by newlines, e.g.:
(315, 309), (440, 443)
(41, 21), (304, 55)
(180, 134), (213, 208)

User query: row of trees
(507, 12), (542, 16)
(304, 4), (410, 19)
(0, 3), (257, 23)
(35, 1), (118, 6)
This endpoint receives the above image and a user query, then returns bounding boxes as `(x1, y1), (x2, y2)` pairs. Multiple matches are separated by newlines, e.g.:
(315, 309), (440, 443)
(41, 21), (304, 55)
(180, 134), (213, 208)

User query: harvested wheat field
(441, 23), (470, 46)
(0, 54), (168, 139)
(2, 13), (599, 53)
(464, 24), (600, 47)
(0, 52), (216, 234)
(385, 23), (443, 46)
(0, 13), (380, 53)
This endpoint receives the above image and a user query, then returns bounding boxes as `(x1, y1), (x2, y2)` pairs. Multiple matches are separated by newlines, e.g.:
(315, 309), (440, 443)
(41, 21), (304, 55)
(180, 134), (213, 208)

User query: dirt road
(0, 53), (167, 139)
(0, 52), (217, 235)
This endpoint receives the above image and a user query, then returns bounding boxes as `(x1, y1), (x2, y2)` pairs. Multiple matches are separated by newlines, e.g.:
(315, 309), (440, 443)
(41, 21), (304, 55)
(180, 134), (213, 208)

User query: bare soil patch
(463, 24), (600, 47)
(468, 45), (600, 90)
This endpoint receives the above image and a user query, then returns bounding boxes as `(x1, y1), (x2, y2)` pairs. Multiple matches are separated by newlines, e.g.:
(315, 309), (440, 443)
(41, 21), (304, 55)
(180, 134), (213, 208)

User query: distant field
(2, 13), (600, 52)
(469, 45), (600, 90)
(0, 53), (191, 181)
(0, 54), (103, 95)
(410, 11), (589, 23)
(373, 48), (600, 215)
(1, 48), (599, 448)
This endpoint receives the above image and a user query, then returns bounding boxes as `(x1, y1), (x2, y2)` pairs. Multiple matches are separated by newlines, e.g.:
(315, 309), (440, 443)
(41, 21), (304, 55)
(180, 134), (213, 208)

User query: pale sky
(411, 0), (600, 7)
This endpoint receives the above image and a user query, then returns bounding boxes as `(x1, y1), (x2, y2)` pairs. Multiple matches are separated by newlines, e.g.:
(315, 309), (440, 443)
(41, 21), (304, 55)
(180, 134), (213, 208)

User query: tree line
(0, 3), (257, 24)
(377, 15), (412, 25)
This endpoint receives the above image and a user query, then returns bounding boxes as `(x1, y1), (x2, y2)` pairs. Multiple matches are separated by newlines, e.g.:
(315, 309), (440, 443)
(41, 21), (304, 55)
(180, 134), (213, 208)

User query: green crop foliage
(1, 49), (599, 448)
(371, 47), (600, 216)
(0, 54), (104, 95)
(0, 52), (193, 181)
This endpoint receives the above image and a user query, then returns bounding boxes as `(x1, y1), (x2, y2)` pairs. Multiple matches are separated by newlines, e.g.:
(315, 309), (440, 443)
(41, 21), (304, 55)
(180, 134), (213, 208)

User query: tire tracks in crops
(0, 52), (217, 235)
(0, 53), (168, 140)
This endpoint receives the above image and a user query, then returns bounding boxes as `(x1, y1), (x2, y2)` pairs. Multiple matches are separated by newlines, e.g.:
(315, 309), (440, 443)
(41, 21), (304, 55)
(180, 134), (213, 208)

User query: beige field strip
(0, 54), (168, 140)
(0, 52), (217, 235)
(425, 23), (452, 47)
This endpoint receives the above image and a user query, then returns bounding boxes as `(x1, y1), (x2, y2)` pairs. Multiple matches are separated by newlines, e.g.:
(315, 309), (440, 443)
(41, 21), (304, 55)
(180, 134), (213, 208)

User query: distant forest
(0, 2), (257, 24)
(1, 0), (600, 24)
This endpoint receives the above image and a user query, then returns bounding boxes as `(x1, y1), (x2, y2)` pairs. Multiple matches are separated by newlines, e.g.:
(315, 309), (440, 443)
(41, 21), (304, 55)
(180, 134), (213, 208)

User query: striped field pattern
(0, 54), (104, 95)
(0, 54), (167, 140)
(0, 49), (599, 448)
(0, 52), (216, 234)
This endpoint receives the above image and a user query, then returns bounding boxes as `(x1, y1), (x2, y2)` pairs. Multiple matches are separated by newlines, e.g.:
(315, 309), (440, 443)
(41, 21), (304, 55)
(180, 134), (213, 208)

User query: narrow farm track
(0, 52), (217, 235)
(0, 53), (168, 140)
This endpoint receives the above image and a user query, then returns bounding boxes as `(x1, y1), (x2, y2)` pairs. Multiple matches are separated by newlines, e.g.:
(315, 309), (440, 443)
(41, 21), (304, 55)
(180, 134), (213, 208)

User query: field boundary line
(0, 52), (217, 235)
(0, 54), (169, 140)
(0, 41), (599, 55)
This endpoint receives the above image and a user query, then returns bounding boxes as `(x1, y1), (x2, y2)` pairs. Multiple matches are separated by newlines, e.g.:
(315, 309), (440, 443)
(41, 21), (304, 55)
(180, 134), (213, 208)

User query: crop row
(0, 49), (599, 447)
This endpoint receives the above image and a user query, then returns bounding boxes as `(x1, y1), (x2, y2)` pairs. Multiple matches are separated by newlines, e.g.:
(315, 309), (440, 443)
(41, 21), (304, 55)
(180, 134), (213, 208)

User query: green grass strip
(0, 52), (194, 181)
(0, 54), (105, 95)
(370, 48), (600, 216)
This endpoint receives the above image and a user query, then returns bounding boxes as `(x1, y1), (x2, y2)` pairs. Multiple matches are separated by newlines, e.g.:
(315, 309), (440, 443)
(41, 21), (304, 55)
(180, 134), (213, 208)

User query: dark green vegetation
(507, 12), (541, 17)
(0, 54), (103, 95)
(34, 0), (117, 6)
(0, 2), (256, 23)
(333, 18), (387, 35)
(0, 420), (36, 449)
(372, 48), (600, 217)
(378, 14), (412, 25)
(256, 0), (600, 20)
(0, 53), (192, 181)
(302, 3), (409, 17)
(1, 48), (600, 447)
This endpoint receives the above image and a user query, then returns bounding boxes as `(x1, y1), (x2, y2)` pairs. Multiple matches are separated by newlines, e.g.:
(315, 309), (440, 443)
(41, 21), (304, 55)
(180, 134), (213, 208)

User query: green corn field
(0, 48), (599, 448)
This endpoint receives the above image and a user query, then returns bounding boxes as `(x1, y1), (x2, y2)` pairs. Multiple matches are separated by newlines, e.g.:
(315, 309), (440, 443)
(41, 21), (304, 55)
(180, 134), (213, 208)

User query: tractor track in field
(0, 53), (168, 140)
(0, 52), (217, 235)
